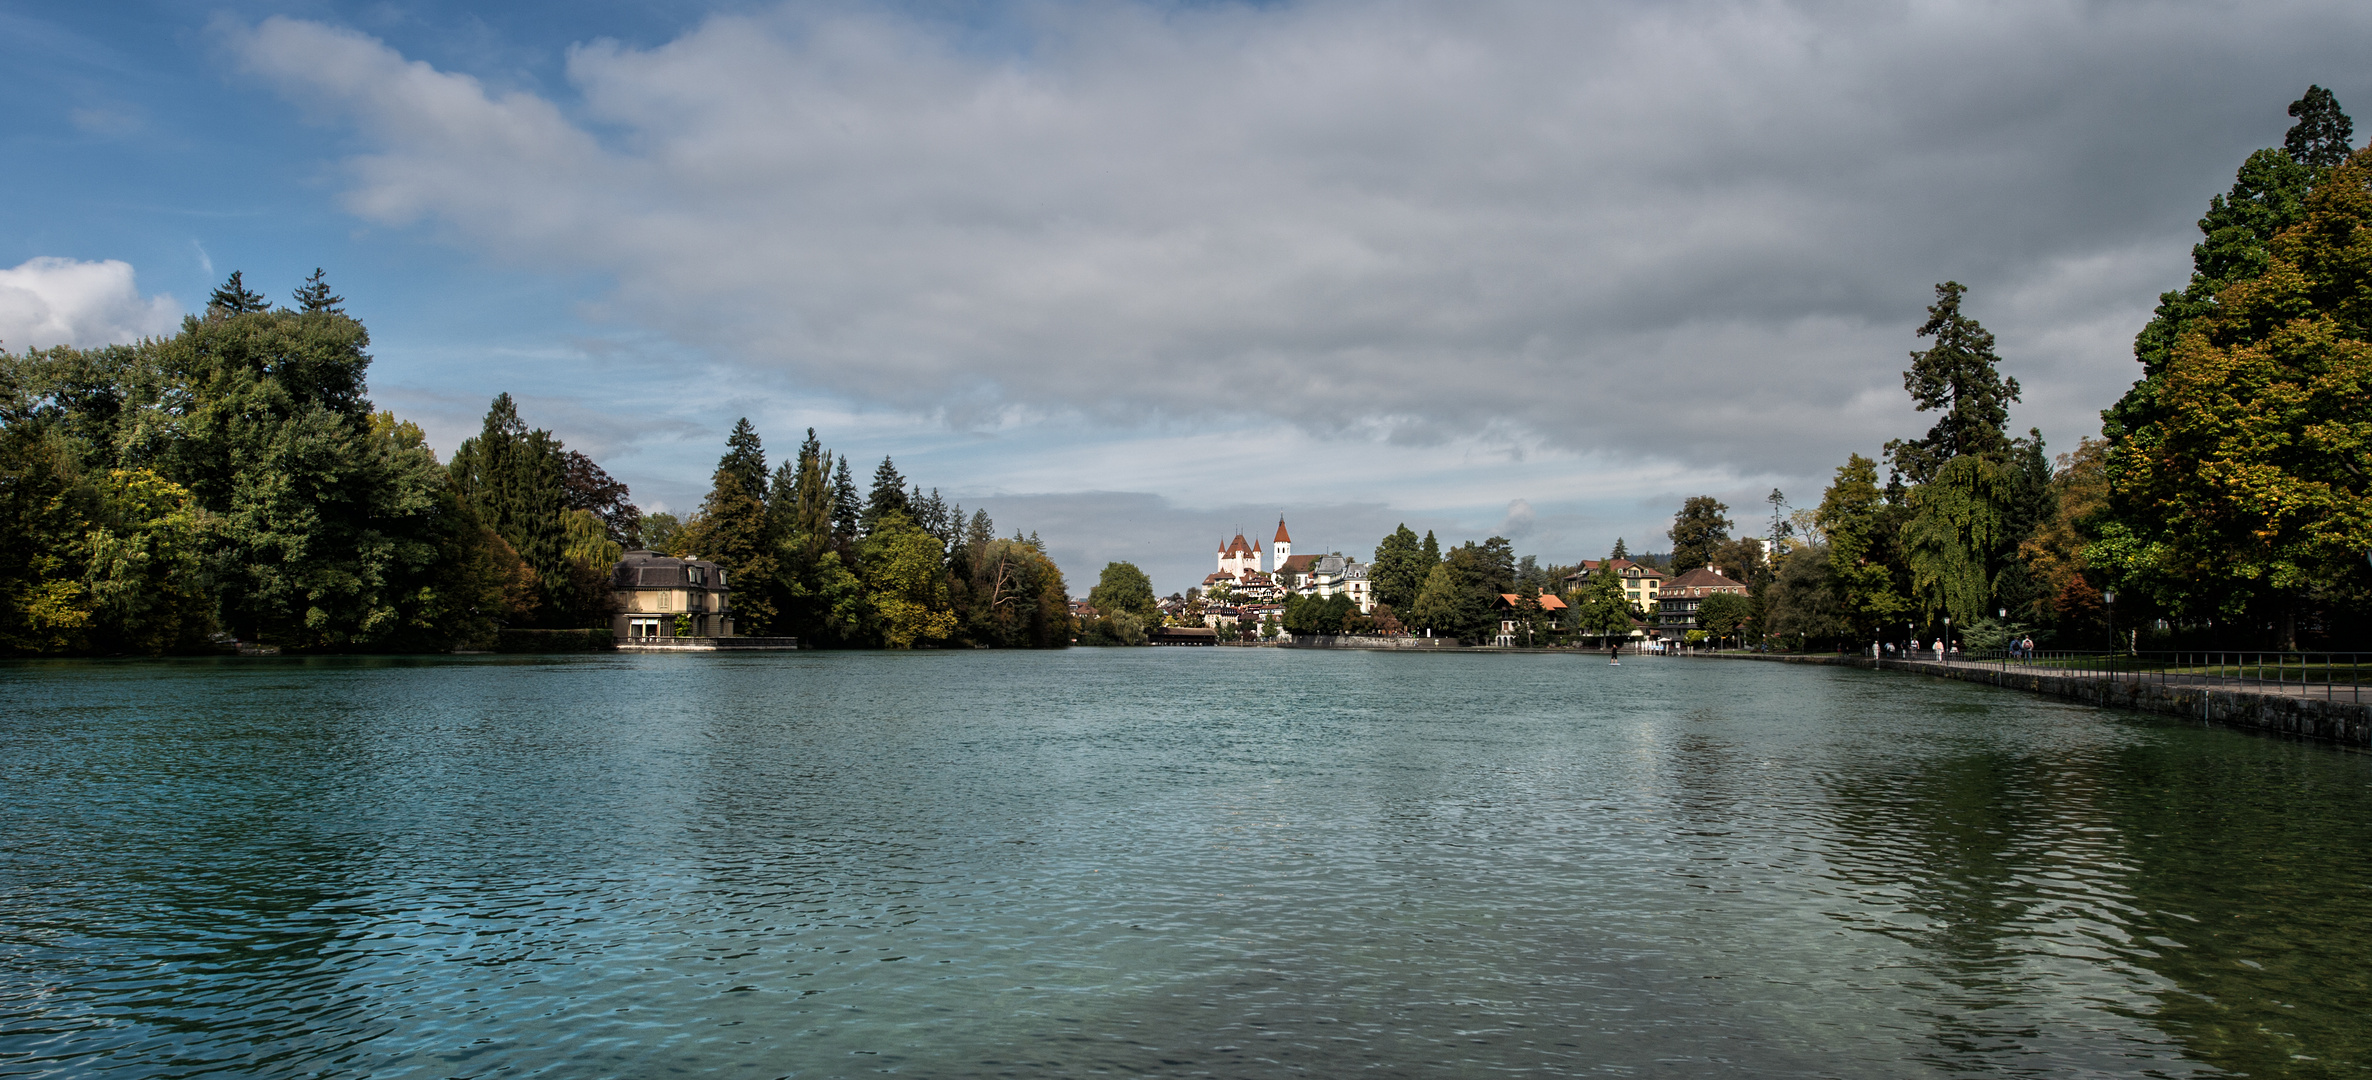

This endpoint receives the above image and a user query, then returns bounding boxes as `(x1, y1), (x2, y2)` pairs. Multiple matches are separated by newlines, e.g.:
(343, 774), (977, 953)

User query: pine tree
(293, 268), (345, 314)
(1611, 537), (1628, 559)
(830, 455), (862, 547)
(1420, 530), (1441, 566)
(862, 456), (908, 534)
(1883, 282), (2019, 485)
(2286, 85), (2356, 169)
(206, 271), (268, 317)
(720, 418), (766, 496)
(448, 394), (577, 625)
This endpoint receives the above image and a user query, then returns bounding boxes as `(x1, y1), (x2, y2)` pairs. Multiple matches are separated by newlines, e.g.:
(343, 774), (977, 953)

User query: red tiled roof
(1274, 517), (1292, 544)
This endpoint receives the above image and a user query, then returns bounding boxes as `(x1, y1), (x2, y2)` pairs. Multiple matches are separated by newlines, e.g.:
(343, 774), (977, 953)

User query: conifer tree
(293, 269), (345, 314)
(1611, 537), (1628, 559)
(1884, 282), (2019, 485)
(2285, 85), (2355, 169)
(862, 456), (909, 534)
(830, 455), (862, 547)
(206, 271), (269, 316)
(448, 394), (578, 624)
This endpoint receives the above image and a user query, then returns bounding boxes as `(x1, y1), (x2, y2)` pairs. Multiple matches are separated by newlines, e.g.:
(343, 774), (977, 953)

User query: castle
(1215, 518), (1293, 579)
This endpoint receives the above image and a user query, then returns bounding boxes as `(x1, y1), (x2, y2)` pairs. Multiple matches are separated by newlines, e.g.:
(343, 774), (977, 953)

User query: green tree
(1570, 556), (1636, 643)
(857, 511), (956, 648)
(1407, 541), (1507, 643)
(2286, 84), (2356, 169)
(1668, 496), (1731, 572)
(1088, 561), (1158, 622)
(1817, 453), (1909, 636)
(206, 271), (268, 316)
(1697, 592), (1753, 646)
(447, 395), (577, 625)
(1370, 524), (1430, 612)
(292, 268), (345, 315)
(678, 421), (780, 634)
(1420, 529), (1441, 565)
(1610, 536), (1628, 559)
(641, 512), (684, 554)
(2118, 147), (2372, 646)
(862, 455), (909, 535)
(1884, 282), (2020, 485)
(957, 536), (1071, 648)
(830, 454), (862, 546)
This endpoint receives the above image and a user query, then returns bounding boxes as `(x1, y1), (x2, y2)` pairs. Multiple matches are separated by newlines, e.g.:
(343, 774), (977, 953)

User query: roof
(1498, 593), (1567, 610)
(1277, 553), (1321, 574)
(1663, 567), (1748, 594)
(1274, 517), (1292, 544)
(613, 550), (730, 591)
(1222, 532), (1257, 556)
(1569, 558), (1663, 581)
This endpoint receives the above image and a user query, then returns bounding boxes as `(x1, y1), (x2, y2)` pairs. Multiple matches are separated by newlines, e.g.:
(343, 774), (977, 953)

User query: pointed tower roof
(1274, 517), (1292, 544)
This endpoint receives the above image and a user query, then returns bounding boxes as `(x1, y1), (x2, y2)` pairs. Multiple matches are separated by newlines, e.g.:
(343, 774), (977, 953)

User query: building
(1215, 529), (1264, 580)
(1564, 559), (1664, 613)
(1494, 593), (1569, 647)
(1655, 566), (1750, 637)
(612, 550), (735, 641)
(1300, 552), (1376, 613)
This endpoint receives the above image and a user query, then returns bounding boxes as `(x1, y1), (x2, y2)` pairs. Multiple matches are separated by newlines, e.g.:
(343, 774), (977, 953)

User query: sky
(5, 0), (2367, 595)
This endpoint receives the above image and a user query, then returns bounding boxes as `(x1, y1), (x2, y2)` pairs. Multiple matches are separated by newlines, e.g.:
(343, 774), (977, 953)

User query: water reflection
(5, 653), (2370, 1077)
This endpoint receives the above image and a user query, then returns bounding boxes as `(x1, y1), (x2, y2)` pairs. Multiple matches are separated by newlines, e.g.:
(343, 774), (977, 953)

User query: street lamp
(2103, 591), (2117, 656)
(1943, 616), (1952, 662)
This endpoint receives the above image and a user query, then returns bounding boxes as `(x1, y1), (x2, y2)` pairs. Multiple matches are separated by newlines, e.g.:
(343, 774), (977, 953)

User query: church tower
(1272, 517), (1292, 571)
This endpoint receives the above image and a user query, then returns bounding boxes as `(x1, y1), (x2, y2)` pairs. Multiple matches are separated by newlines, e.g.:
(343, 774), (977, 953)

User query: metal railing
(1900, 648), (2371, 703)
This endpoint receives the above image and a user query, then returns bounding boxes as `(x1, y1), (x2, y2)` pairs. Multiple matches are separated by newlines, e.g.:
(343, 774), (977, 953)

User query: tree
(1817, 453), (1909, 637)
(1407, 541), (1508, 643)
(642, 512), (684, 554)
(1610, 536), (1628, 559)
(1420, 530), (1441, 566)
(830, 455), (861, 546)
(858, 511), (956, 648)
(206, 271), (268, 317)
(448, 395), (579, 626)
(2017, 438), (2107, 633)
(2286, 85), (2356, 169)
(1087, 561), (1158, 623)
(292, 268), (345, 315)
(1761, 543), (1842, 648)
(2117, 147), (2372, 646)
(1903, 454), (2015, 625)
(1570, 556), (1636, 643)
(1697, 592), (1753, 646)
(677, 422), (779, 634)
(1668, 496), (1731, 572)
(862, 456), (908, 535)
(1370, 524), (1430, 612)
(561, 450), (639, 545)
(1884, 282), (2020, 485)
(2100, 89), (2353, 633)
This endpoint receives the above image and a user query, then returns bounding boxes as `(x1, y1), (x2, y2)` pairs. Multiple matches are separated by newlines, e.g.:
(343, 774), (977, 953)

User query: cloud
(228, 2), (2372, 482)
(0, 257), (181, 350)
(1499, 498), (1537, 539)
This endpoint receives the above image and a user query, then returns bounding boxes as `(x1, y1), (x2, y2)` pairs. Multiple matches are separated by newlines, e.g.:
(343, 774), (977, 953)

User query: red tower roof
(1274, 517), (1292, 544)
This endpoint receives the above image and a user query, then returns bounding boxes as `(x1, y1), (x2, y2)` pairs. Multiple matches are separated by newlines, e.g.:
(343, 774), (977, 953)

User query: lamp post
(2103, 591), (2117, 661)
(1943, 616), (1952, 662)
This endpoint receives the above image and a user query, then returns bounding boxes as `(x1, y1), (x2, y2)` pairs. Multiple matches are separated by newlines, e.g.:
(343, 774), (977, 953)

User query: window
(685, 565), (705, 586)
(629, 617), (661, 640)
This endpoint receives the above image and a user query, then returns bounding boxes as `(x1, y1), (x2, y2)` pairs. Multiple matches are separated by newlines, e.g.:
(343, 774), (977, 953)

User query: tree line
(1712, 87), (2370, 653)
(0, 273), (1069, 653)
(642, 421), (1071, 649)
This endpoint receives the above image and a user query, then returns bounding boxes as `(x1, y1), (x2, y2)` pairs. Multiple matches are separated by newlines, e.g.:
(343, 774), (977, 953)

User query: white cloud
(0, 257), (182, 350)
(225, 1), (2371, 557)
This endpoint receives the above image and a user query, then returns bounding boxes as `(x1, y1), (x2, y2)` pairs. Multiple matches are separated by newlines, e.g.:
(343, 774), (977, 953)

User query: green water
(3, 651), (2369, 1078)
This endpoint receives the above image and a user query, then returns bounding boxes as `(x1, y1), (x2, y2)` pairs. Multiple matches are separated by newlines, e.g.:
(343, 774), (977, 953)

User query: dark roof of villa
(612, 550), (730, 590)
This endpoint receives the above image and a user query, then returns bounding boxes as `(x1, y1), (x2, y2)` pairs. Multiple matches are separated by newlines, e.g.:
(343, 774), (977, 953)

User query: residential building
(1494, 593), (1569, 647)
(1655, 567), (1750, 637)
(1564, 559), (1664, 613)
(612, 550), (735, 641)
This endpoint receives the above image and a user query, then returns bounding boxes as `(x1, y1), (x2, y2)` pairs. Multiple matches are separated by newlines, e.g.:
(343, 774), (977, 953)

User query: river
(4, 650), (2368, 1077)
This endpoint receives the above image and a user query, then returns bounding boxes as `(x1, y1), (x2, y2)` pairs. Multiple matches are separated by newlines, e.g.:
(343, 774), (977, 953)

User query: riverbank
(1698, 651), (2372, 747)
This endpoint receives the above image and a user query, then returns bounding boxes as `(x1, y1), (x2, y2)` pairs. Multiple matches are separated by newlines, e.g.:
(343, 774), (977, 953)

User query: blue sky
(7, 0), (2368, 594)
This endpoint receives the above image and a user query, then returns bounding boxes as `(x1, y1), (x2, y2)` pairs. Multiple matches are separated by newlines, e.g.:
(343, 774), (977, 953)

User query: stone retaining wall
(1706, 652), (2372, 747)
